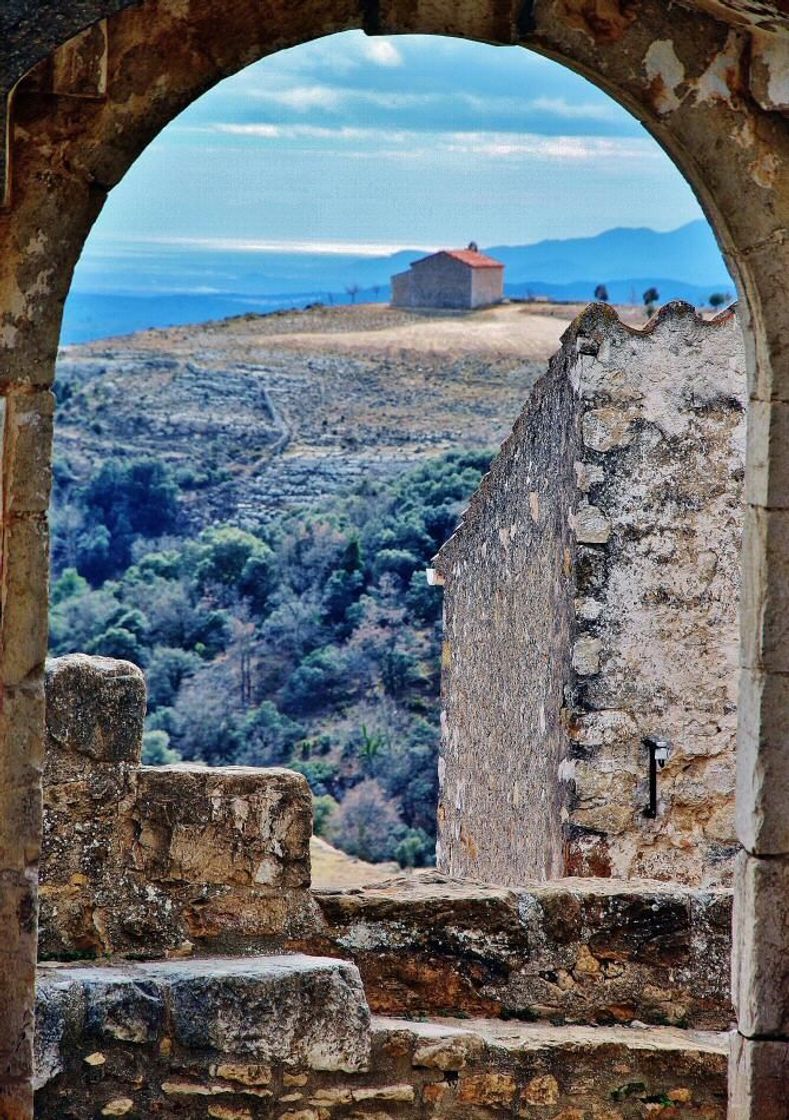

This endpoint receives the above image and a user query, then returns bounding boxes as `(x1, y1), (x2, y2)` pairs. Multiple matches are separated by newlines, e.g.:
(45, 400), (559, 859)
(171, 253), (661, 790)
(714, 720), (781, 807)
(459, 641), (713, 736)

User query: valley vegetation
(49, 449), (492, 867)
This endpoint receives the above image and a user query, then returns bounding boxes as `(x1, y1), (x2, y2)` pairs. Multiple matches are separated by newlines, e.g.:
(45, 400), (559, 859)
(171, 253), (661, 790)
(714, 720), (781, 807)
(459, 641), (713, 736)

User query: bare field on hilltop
(55, 302), (644, 530)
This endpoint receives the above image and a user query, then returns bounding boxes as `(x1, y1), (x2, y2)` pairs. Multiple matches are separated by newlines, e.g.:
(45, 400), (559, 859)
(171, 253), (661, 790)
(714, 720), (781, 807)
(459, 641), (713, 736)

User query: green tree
(146, 646), (201, 708)
(643, 287), (660, 315)
(142, 729), (182, 765)
(709, 291), (729, 310)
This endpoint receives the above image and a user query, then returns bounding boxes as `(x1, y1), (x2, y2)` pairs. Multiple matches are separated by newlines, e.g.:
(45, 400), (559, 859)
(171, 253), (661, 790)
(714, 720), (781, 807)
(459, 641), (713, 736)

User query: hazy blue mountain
(62, 220), (732, 344)
(487, 221), (730, 287)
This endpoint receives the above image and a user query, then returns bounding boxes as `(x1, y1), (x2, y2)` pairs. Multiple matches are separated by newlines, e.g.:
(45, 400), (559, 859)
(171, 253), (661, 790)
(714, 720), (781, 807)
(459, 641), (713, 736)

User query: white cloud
(250, 84), (343, 111)
(363, 39), (403, 67)
(525, 96), (621, 122)
(443, 131), (657, 162)
(209, 122), (656, 165)
(109, 235), (435, 256)
(213, 123), (398, 142)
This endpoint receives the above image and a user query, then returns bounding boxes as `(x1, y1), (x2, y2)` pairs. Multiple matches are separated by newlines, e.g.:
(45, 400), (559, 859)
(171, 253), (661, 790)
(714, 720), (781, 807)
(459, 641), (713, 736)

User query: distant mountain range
(62, 220), (733, 344)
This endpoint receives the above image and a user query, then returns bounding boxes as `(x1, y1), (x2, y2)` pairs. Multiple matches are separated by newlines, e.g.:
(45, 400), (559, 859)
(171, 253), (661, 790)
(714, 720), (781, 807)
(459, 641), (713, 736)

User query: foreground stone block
(36, 955), (371, 1109)
(290, 872), (733, 1030)
(729, 1033), (789, 1120)
(41, 656), (315, 956)
(732, 850), (789, 1037)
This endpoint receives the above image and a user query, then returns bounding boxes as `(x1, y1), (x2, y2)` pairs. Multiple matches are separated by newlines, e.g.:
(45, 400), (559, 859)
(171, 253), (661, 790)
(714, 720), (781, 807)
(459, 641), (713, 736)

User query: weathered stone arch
(0, 2), (787, 1116)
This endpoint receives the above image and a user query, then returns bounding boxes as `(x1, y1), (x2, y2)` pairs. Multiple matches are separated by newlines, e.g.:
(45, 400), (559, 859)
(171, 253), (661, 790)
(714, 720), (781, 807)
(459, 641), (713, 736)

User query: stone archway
(0, 3), (787, 1116)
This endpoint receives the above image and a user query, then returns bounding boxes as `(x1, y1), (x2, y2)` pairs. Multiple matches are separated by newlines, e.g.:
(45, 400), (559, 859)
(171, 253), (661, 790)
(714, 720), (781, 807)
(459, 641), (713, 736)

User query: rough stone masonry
(434, 303), (745, 889)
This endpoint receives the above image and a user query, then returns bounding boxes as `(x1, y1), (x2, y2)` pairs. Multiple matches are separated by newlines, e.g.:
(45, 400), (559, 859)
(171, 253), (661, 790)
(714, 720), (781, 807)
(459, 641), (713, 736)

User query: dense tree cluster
(49, 449), (491, 866)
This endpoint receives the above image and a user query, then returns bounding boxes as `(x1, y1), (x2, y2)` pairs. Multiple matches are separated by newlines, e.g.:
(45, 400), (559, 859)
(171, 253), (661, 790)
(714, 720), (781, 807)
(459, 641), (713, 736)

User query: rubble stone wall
(435, 354), (579, 882)
(435, 304), (745, 888)
(40, 655), (315, 958)
(289, 873), (733, 1031)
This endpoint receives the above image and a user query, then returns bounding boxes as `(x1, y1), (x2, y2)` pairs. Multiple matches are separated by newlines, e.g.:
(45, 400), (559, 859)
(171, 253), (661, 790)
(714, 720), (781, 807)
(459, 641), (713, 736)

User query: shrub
(312, 794), (339, 837)
(329, 779), (405, 862)
(142, 729), (182, 766)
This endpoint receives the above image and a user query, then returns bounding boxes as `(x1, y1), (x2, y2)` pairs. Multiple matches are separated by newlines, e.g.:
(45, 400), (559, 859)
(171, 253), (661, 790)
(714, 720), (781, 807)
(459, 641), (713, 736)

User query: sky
(80, 30), (706, 264)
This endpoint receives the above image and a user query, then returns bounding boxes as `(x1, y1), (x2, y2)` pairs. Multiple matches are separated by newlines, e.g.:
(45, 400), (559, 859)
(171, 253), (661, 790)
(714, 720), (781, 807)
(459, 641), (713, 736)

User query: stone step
(289, 871), (733, 1030)
(371, 1016), (729, 1118)
(34, 954), (729, 1118)
(35, 954), (371, 1099)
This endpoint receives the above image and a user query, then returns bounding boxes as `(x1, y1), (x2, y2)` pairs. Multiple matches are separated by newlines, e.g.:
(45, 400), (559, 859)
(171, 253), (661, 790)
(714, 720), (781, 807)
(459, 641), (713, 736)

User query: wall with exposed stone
(34, 955), (729, 1120)
(434, 353), (579, 882)
(434, 303), (745, 889)
(35, 652), (734, 1116)
(40, 654), (316, 958)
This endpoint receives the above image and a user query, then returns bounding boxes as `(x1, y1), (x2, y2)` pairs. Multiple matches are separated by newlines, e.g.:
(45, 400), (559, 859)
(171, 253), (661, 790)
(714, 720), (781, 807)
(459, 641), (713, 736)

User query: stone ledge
(289, 872), (733, 1029)
(36, 954), (371, 1093)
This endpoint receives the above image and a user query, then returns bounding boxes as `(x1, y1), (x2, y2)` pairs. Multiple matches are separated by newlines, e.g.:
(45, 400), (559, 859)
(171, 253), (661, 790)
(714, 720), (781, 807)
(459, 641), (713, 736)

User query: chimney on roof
(468, 241), (478, 252)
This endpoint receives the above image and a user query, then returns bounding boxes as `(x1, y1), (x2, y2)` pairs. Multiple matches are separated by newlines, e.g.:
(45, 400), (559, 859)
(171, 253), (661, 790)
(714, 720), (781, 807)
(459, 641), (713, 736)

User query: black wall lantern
(643, 734), (671, 818)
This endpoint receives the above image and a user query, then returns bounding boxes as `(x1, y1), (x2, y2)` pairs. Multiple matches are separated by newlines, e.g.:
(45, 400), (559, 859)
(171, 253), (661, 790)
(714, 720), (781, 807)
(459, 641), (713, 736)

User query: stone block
(732, 850), (789, 1037)
(1, 513), (49, 685)
(163, 955), (370, 1068)
(33, 977), (85, 1090)
(45, 654), (145, 766)
(740, 504), (789, 673)
(729, 1033), (789, 1120)
(0, 683), (44, 871)
(745, 398), (789, 509)
(736, 667), (789, 854)
(84, 977), (165, 1043)
(36, 955), (371, 1089)
(132, 764), (311, 890)
(3, 388), (54, 514)
(294, 873), (732, 1030)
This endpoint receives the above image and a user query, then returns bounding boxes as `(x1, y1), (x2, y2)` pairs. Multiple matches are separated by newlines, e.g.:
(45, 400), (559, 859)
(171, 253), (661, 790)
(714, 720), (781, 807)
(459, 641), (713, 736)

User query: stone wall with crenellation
(434, 303), (745, 888)
(40, 654), (316, 958)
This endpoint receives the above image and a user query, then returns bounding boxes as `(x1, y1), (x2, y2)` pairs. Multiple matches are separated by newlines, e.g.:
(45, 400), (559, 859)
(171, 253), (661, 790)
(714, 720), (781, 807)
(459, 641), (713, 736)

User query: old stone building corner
(434, 302), (745, 889)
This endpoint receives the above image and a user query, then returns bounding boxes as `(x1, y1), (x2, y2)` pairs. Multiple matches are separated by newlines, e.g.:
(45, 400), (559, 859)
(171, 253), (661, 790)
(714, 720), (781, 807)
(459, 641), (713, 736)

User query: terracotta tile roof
(414, 248), (504, 269)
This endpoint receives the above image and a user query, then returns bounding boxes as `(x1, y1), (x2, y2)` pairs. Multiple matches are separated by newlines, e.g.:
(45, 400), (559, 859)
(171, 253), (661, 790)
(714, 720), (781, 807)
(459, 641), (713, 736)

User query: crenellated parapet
(40, 654), (316, 958)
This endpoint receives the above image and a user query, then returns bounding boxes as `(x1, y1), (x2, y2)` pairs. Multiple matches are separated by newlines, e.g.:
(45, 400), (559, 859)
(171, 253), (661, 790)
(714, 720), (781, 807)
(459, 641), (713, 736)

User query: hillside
(55, 302), (583, 534)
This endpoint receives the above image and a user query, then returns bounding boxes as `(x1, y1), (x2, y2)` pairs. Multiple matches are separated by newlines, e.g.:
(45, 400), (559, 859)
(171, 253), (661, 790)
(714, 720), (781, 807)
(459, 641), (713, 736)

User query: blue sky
(83, 31), (705, 261)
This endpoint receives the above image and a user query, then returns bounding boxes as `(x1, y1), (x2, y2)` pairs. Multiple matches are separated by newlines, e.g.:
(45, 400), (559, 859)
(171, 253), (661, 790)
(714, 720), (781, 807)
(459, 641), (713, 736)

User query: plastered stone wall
(435, 303), (745, 889)
(40, 654), (315, 957)
(390, 256), (470, 311)
(469, 267), (504, 309)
